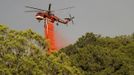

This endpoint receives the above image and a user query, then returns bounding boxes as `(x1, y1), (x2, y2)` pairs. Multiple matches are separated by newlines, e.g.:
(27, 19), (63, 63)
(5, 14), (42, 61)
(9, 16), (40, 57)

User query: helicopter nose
(35, 15), (44, 20)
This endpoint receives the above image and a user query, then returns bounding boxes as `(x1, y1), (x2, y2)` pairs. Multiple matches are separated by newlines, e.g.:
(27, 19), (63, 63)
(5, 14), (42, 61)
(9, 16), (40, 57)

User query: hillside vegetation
(0, 25), (134, 75)
(61, 33), (134, 75)
(0, 25), (82, 75)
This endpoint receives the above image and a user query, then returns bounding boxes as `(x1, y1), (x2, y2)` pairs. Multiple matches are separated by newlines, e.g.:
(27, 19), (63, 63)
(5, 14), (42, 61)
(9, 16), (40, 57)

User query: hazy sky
(0, 0), (134, 44)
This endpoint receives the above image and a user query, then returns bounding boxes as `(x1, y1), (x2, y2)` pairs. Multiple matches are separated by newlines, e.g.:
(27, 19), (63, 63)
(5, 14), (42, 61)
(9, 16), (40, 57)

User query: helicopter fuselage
(35, 11), (71, 24)
(35, 12), (56, 23)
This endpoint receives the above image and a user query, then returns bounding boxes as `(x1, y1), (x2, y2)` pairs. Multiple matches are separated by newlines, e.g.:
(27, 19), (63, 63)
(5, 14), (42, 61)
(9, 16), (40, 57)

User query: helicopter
(25, 3), (75, 53)
(25, 3), (74, 25)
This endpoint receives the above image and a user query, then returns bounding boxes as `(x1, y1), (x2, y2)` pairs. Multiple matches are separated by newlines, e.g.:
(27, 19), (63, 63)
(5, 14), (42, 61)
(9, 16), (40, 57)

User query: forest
(0, 25), (134, 75)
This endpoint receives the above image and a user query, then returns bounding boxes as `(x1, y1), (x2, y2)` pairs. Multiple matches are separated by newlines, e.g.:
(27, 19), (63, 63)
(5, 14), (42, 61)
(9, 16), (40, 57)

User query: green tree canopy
(0, 25), (83, 75)
(62, 32), (134, 75)
(1, 25), (134, 75)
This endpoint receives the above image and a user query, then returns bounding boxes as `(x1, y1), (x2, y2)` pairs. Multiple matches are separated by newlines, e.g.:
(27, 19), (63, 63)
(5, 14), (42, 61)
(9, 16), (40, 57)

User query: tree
(0, 25), (83, 75)
(62, 32), (134, 75)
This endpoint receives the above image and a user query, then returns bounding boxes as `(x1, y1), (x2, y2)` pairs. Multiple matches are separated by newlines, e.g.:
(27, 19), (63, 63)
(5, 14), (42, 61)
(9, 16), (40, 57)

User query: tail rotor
(69, 14), (75, 24)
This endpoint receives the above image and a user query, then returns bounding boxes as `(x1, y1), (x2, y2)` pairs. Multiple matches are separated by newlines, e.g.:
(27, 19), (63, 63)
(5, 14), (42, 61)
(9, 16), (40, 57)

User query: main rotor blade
(25, 6), (48, 11)
(54, 6), (74, 12)
(24, 10), (40, 12)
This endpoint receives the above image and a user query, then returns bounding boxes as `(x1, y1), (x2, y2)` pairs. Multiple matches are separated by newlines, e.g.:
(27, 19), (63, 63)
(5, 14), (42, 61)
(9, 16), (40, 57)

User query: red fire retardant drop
(45, 18), (57, 53)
